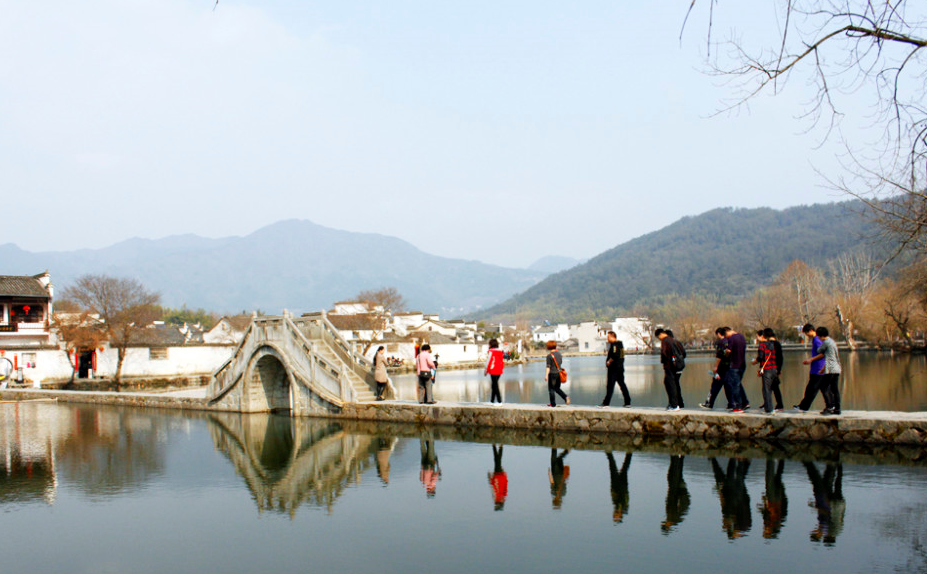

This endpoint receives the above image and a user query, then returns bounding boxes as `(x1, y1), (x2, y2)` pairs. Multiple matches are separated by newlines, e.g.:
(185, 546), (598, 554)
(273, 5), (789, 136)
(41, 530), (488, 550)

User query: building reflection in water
(605, 451), (631, 523)
(208, 413), (382, 517)
(759, 459), (788, 539)
(1, 403), (168, 505)
(488, 444), (507, 511)
(710, 458), (752, 540)
(0, 404), (58, 505)
(803, 462), (845, 546)
(662, 454), (690, 534)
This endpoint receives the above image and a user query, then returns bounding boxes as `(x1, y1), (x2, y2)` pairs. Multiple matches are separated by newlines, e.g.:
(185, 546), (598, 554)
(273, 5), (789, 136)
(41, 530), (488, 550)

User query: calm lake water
(2, 403), (925, 574)
(393, 352), (927, 412)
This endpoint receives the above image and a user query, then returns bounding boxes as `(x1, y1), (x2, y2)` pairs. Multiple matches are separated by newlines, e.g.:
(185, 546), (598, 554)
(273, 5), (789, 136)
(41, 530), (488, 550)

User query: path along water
(391, 352), (927, 411)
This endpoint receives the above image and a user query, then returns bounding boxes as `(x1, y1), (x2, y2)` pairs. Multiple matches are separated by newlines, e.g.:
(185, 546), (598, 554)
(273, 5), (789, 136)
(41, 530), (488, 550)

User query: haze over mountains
(472, 201), (880, 323)
(0, 220), (547, 315)
(2, 202), (877, 320)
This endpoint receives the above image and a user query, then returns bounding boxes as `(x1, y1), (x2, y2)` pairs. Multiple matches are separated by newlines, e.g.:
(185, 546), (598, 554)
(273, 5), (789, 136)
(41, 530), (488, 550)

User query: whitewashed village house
(1, 272), (237, 385)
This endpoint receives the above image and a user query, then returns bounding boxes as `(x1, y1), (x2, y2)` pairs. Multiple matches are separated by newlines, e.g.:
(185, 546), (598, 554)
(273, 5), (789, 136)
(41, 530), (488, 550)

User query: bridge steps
(310, 340), (376, 402)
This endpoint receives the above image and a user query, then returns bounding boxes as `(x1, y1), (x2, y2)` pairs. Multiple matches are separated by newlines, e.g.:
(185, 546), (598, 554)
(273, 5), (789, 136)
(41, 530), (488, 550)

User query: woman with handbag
(373, 346), (389, 401)
(416, 344), (437, 404)
(545, 340), (570, 407)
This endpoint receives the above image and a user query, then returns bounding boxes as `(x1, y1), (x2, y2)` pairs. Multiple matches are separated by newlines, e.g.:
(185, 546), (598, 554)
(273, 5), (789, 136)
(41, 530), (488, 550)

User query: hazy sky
(1, 1), (856, 268)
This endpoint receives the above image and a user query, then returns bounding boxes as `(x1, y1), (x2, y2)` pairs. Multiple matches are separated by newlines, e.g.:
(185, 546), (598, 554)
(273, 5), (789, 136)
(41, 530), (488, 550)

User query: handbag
(550, 352), (568, 384)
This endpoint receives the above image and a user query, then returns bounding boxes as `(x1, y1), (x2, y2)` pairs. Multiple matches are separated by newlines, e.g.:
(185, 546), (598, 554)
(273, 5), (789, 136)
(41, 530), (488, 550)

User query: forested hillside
(474, 202), (879, 322)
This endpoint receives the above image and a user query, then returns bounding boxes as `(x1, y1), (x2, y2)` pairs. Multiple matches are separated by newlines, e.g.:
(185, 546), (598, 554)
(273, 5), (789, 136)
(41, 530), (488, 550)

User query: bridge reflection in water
(206, 412), (923, 545)
(208, 413), (384, 516)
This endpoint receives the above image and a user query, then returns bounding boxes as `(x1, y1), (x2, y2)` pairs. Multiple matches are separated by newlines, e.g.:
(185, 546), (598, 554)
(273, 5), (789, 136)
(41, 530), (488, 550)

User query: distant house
(532, 324), (570, 343)
(326, 312), (385, 343)
(570, 321), (608, 353)
(410, 319), (457, 338)
(391, 312), (424, 335)
(204, 315), (253, 344)
(0, 272), (55, 348)
(609, 317), (652, 351)
(417, 332), (486, 364)
(332, 300), (384, 315)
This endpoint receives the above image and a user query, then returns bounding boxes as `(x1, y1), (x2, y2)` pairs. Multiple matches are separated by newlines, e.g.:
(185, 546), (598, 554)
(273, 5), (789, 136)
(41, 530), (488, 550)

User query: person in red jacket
(484, 338), (505, 404)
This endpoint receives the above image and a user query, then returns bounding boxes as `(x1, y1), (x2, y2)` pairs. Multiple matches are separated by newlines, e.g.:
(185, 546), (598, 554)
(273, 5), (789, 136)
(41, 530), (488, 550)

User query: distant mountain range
(471, 201), (882, 323)
(0, 220), (548, 315)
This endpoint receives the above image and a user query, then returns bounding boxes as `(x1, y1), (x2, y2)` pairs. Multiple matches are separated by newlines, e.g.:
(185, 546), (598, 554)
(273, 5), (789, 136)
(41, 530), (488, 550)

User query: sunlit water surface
(2, 402), (925, 574)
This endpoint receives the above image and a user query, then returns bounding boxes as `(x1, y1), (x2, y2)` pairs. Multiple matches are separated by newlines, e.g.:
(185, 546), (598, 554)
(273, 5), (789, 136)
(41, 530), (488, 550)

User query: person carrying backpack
(656, 328), (685, 411)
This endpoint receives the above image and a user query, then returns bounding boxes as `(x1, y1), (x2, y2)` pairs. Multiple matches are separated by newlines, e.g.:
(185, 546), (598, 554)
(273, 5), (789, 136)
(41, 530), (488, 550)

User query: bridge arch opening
(251, 354), (292, 413)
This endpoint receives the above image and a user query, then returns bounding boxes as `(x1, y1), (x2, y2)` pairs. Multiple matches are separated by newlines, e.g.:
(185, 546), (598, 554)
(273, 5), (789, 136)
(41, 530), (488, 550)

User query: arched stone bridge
(206, 312), (376, 415)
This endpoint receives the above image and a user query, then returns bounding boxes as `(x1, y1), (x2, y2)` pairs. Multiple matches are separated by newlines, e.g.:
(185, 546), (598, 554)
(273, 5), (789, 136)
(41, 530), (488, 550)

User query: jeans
(663, 368), (684, 408)
(548, 374), (568, 406)
(820, 373), (841, 412)
(376, 382), (386, 399)
(798, 373), (823, 410)
(490, 374), (502, 403)
(417, 373), (434, 403)
(603, 369), (631, 406)
(760, 368), (778, 413)
(725, 367), (747, 409)
(706, 368), (732, 408)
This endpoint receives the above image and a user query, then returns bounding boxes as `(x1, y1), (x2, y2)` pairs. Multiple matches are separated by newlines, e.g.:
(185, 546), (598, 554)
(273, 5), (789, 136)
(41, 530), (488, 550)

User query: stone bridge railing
(206, 311), (373, 414)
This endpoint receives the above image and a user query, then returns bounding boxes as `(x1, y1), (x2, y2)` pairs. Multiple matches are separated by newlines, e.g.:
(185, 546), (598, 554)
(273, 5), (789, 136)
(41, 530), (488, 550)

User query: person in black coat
(600, 331), (631, 407)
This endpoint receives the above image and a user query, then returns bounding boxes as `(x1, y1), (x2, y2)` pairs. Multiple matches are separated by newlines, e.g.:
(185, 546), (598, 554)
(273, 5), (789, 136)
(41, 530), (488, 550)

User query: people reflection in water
(488, 444), (508, 511)
(606, 451), (631, 523)
(804, 462), (845, 545)
(710, 457), (752, 539)
(662, 455), (690, 534)
(375, 437), (397, 485)
(419, 437), (441, 498)
(548, 448), (570, 509)
(759, 459), (788, 539)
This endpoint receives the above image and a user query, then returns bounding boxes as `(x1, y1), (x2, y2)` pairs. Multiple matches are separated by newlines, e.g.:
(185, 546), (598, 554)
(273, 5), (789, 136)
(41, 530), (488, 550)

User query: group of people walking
(378, 324), (843, 414)
(656, 324), (843, 415)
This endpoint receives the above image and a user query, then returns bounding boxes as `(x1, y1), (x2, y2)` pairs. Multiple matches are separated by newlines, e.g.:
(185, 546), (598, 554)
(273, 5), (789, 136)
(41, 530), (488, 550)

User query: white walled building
(610, 317), (652, 351)
(203, 315), (253, 344)
(532, 324), (571, 343)
(570, 321), (609, 353)
(391, 312), (425, 335)
(0, 272), (55, 349)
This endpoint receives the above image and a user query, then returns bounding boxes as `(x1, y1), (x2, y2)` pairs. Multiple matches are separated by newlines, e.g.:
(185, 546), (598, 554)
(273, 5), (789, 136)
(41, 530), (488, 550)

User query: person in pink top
(416, 343), (437, 404)
(484, 338), (505, 404)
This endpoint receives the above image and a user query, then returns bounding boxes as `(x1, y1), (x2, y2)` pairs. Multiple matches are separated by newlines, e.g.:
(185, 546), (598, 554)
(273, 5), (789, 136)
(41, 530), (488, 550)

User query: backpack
(671, 339), (687, 371)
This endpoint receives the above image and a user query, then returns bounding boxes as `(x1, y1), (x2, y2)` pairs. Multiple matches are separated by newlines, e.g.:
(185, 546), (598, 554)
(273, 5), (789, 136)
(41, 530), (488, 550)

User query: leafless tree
(355, 287), (407, 314)
(776, 260), (827, 325)
(684, 1), (927, 255)
(62, 275), (161, 386)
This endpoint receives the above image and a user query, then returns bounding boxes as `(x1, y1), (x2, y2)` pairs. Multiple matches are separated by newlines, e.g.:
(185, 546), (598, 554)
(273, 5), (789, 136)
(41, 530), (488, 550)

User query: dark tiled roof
(132, 324), (188, 346)
(224, 315), (253, 331)
(0, 275), (50, 298)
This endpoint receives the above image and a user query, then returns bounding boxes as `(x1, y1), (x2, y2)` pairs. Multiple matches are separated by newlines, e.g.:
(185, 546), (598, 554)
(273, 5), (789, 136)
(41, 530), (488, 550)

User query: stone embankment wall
(2, 388), (926, 447)
(336, 402), (927, 447)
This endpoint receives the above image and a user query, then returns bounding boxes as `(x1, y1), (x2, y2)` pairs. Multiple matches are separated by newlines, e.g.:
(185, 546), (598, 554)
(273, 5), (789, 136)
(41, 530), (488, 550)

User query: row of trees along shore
(642, 255), (927, 350)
